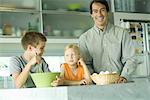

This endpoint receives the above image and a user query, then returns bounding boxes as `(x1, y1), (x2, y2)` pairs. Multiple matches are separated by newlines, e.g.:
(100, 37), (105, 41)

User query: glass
(0, 12), (40, 37)
(42, 0), (90, 11)
(0, 0), (40, 38)
(147, 24), (150, 51)
(114, 0), (150, 13)
(43, 14), (92, 38)
(0, 0), (38, 10)
(42, 0), (93, 38)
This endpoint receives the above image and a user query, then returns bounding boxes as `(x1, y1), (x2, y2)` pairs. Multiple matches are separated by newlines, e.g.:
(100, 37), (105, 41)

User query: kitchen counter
(0, 77), (150, 100)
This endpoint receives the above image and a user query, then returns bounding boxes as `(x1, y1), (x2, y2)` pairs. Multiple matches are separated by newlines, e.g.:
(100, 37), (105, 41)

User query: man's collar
(93, 23), (110, 34)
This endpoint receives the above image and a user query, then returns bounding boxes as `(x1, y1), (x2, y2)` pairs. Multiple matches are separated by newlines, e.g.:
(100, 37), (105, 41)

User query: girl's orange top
(63, 63), (84, 81)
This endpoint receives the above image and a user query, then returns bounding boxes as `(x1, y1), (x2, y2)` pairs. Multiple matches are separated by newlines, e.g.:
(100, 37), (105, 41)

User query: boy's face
(32, 41), (46, 57)
(64, 48), (80, 66)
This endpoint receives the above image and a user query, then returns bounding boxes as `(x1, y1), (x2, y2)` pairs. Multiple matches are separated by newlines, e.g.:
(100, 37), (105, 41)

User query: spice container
(3, 24), (13, 35)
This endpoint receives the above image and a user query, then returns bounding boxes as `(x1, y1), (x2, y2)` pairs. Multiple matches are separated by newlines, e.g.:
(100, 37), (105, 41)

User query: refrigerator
(112, 13), (150, 77)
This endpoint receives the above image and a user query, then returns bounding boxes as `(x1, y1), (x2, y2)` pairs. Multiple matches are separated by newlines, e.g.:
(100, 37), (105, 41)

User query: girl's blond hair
(65, 44), (80, 55)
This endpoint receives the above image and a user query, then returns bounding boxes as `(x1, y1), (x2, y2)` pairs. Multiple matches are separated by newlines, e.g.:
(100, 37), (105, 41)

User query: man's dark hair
(90, 0), (109, 14)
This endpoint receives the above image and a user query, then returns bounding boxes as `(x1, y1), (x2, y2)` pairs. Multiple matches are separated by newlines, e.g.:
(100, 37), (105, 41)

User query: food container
(31, 72), (60, 88)
(67, 3), (81, 11)
(53, 29), (61, 36)
(91, 73), (119, 85)
(3, 24), (13, 35)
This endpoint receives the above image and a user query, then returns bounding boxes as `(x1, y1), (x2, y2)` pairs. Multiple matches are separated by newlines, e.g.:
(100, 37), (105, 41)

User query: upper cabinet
(0, 0), (93, 39)
(1, 0), (150, 39)
(113, 0), (150, 13)
(0, 0), (41, 37)
(41, 0), (92, 38)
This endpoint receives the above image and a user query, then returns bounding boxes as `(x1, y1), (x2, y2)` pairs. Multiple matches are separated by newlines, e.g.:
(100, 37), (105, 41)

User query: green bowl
(67, 4), (81, 10)
(31, 72), (60, 88)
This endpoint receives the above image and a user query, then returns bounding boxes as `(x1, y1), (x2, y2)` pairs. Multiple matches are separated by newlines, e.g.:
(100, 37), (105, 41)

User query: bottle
(28, 22), (38, 32)
(28, 22), (32, 32)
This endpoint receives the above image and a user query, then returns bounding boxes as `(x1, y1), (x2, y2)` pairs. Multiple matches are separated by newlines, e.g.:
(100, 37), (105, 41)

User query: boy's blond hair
(65, 44), (80, 55)
(21, 32), (47, 50)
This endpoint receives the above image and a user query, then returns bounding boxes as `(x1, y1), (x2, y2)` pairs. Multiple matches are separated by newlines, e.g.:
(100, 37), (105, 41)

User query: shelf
(0, 38), (21, 43)
(0, 38), (78, 44)
(47, 38), (78, 44)
(113, 12), (150, 26)
(0, 8), (39, 13)
(42, 10), (90, 16)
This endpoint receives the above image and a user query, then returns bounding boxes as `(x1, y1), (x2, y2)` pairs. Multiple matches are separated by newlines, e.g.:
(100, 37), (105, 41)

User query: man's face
(91, 2), (108, 29)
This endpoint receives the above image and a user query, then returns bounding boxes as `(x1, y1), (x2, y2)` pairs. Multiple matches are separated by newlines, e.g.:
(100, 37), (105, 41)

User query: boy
(9, 32), (50, 88)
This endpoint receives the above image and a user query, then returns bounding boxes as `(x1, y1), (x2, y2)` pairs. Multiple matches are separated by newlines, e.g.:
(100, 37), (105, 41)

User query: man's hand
(116, 76), (127, 83)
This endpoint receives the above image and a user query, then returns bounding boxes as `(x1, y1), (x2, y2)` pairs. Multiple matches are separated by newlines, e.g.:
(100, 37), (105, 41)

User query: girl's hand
(80, 79), (88, 85)
(51, 76), (64, 87)
(78, 58), (86, 66)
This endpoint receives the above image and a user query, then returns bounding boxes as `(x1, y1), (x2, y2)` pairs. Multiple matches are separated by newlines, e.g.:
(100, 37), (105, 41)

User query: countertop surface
(0, 77), (150, 100)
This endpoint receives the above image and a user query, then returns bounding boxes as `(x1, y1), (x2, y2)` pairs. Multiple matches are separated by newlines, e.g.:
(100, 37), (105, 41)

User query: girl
(51, 44), (92, 86)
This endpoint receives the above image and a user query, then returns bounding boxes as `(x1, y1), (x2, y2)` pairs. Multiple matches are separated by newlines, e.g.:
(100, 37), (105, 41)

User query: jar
(3, 24), (12, 35)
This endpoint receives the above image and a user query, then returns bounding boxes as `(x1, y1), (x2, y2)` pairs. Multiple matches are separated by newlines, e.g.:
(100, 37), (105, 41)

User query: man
(79, 0), (137, 83)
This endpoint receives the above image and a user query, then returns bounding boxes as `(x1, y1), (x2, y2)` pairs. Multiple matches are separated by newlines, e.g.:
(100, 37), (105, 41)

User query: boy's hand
(35, 55), (41, 64)
(28, 55), (41, 66)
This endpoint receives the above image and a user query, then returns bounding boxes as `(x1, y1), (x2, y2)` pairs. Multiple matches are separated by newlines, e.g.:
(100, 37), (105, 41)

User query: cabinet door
(42, 0), (93, 38)
(146, 24), (150, 51)
(0, 12), (40, 37)
(0, 0), (40, 37)
(114, 0), (150, 13)
(0, 0), (40, 10)
(43, 13), (92, 38)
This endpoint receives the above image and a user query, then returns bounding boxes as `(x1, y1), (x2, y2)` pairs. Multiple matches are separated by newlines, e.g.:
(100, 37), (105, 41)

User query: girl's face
(64, 48), (80, 66)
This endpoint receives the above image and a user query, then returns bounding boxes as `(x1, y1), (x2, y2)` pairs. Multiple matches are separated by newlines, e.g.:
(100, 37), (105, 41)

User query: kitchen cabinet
(0, 0), (93, 38)
(1, 0), (150, 40)
(41, 0), (92, 38)
(0, 0), (43, 56)
(0, 0), (85, 56)
(0, 0), (41, 37)
(113, 0), (150, 13)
